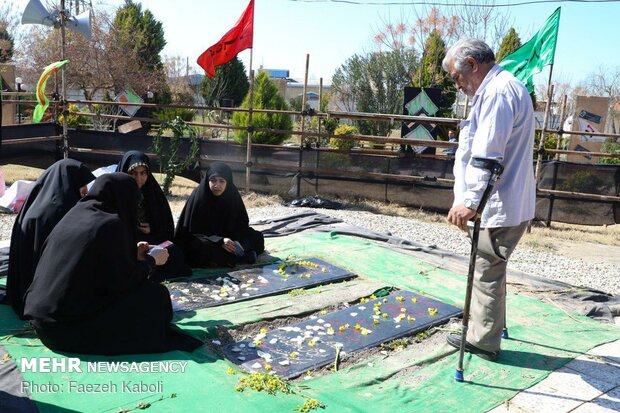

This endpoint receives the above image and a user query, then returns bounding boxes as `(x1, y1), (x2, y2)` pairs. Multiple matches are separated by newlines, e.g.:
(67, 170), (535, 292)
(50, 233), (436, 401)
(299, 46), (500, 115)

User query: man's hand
(447, 204), (477, 231)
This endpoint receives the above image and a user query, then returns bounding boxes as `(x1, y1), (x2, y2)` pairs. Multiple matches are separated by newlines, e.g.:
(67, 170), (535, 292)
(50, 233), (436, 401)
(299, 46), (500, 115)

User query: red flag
(197, 0), (254, 78)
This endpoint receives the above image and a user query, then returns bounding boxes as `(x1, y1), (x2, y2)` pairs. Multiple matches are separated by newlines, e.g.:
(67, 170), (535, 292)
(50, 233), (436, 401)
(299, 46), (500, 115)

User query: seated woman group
(8, 153), (263, 355)
(23, 173), (201, 354)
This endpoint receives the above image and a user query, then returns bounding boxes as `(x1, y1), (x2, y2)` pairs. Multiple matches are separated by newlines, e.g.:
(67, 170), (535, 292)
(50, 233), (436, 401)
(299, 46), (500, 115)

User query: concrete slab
(564, 354), (620, 387)
(572, 386), (620, 412)
(587, 339), (620, 367)
(494, 379), (585, 412)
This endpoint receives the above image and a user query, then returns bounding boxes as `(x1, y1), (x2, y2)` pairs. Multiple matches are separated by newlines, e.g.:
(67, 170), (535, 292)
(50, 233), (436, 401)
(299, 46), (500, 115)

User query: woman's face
(209, 176), (227, 196)
(129, 165), (148, 189)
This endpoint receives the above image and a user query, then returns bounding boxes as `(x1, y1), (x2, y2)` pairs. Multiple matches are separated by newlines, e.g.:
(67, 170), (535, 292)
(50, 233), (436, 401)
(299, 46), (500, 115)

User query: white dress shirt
(453, 64), (536, 228)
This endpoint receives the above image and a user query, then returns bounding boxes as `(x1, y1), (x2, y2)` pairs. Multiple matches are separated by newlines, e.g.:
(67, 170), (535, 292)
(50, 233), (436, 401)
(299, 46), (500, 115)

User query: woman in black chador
(6, 158), (94, 319)
(23, 173), (202, 355)
(116, 151), (191, 279)
(174, 162), (264, 268)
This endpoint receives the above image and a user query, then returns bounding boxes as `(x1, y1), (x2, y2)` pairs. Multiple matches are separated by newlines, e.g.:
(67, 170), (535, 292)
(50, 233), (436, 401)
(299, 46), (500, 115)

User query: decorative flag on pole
(197, 0), (254, 78)
(115, 87), (143, 117)
(499, 7), (561, 93)
(32, 60), (69, 123)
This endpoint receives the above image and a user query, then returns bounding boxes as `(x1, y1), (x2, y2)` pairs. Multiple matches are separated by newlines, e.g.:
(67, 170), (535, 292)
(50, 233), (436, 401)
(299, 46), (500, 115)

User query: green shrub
(152, 117), (200, 195)
(600, 140), (620, 165)
(60, 104), (88, 129)
(533, 131), (559, 160)
(559, 169), (608, 194)
(232, 71), (292, 145)
(329, 124), (358, 151)
(323, 117), (339, 135)
(153, 108), (196, 122)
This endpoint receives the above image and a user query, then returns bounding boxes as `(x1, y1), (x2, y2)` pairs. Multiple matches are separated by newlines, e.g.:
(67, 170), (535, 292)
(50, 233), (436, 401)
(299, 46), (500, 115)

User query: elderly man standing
(443, 38), (535, 361)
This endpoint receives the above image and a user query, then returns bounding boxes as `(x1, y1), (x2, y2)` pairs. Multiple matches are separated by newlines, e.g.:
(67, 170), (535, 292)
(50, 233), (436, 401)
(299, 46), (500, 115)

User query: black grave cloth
(174, 162), (264, 268)
(23, 173), (202, 355)
(6, 158), (95, 319)
(116, 151), (191, 279)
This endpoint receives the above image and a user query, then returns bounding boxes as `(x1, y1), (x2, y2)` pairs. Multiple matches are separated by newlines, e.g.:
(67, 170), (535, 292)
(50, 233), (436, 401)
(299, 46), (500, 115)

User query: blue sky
(98, 0), (620, 86)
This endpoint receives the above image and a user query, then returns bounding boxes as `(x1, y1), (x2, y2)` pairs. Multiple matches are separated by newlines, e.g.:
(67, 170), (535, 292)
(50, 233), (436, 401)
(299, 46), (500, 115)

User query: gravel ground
(3, 204), (618, 296)
(246, 205), (620, 296)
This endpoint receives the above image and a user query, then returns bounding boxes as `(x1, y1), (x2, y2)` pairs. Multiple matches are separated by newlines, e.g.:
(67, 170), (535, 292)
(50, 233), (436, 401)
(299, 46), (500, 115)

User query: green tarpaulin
(1, 232), (618, 412)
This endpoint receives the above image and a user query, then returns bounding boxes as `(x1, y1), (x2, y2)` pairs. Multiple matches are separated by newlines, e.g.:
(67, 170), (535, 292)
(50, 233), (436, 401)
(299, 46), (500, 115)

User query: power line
(287, 0), (620, 7)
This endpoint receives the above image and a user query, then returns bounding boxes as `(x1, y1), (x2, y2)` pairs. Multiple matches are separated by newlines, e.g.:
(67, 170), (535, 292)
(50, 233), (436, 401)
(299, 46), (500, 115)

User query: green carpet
(1, 232), (618, 412)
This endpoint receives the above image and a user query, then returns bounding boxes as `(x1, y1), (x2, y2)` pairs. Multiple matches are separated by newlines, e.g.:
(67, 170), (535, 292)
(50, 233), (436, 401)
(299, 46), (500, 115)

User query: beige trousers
(466, 220), (529, 352)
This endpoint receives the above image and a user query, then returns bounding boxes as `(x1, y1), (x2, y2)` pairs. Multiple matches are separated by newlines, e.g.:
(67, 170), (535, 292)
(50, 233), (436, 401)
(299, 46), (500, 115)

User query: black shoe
(446, 333), (499, 362)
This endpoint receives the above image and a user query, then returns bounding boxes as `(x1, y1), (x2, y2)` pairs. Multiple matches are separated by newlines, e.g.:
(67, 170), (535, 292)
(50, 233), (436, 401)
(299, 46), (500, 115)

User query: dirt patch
(552, 240), (620, 266)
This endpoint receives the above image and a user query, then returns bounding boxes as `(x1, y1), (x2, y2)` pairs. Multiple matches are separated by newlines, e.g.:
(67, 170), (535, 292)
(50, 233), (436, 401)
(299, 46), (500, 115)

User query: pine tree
(412, 30), (456, 117)
(200, 57), (249, 107)
(231, 71), (292, 145)
(496, 28), (521, 63)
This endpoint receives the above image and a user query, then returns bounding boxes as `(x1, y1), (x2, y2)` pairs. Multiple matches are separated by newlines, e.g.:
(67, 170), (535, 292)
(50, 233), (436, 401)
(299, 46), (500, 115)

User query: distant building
(259, 66), (333, 110)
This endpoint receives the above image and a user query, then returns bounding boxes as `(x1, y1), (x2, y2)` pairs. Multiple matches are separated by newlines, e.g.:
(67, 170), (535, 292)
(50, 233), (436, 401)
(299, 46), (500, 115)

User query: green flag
(499, 7), (561, 93)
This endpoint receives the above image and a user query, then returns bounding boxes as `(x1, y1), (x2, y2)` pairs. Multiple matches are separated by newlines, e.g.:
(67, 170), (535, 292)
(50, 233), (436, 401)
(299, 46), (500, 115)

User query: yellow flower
(400, 308), (406, 313)
(321, 268), (327, 273)
(370, 294), (377, 300)
(290, 352), (298, 359)
(382, 313), (388, 318)
(374, 319), (379, 325)
(260, 328), (268, 334)
(320, 309), (327, 315)
(254, 340), (262, 346)
(327, 327), (335, 334)
(383, 298), (388, 303)
(407, 316), (415, 322)
(428, 307), (438, 316)
(264, 364), (272, 371)
(395, 296), (405, 302)
(411, 297), (417, 303)
(226, 367), (236, 375)
(308, 341), (316, 347)
(360, 328), (370, 336)
(354, 323), (361, 330)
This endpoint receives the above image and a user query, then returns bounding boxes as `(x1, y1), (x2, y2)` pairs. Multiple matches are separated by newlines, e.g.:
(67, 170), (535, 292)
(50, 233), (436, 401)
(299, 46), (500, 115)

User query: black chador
(6, 159), (94, 318)
(174, 162), (264, 268)
(23, 173), (202, 355)
(116, 151), (191, 280)
(116, 151), (174, 245)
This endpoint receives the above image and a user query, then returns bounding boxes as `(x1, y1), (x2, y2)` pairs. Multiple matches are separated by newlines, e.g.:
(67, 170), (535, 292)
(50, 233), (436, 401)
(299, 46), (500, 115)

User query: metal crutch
(455, 158), (504, 383)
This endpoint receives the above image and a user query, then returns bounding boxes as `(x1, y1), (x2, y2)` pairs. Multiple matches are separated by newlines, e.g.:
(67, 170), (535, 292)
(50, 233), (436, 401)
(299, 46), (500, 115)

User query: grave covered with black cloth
(222, 290), (461, 379)
(168, 258), (355, 311)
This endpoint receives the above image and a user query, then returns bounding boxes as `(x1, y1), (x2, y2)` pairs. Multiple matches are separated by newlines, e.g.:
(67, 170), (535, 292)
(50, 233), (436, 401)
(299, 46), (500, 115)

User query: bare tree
(17, 8), (166, 107)
(165, 55), (198, 105)
(448, 0), (513, 51)
(585, 65), (620, 134)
